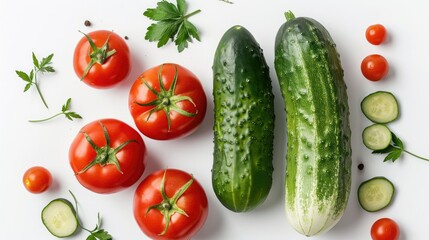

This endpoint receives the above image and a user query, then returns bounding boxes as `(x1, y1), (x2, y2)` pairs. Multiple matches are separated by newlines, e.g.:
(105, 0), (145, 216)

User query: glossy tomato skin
(22, 166), (52, 194)
(371, 218), (400, 240)
(69, 119), (146, 194)
(134, 169), (208, 240)
(361, 54), (389, 81)
(129, 63), (207, 140)
(366, 24), (387, 45)
(73, 30), (131, 89)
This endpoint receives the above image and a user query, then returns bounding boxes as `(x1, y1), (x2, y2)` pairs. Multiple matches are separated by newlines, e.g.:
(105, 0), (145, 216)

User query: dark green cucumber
(212, 25), (275, 212)
(274, 11), (352, 236)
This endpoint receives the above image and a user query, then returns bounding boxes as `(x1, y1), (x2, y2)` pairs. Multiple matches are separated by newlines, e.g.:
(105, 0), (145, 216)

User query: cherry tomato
(129, 63), (207, 140)
(73, 30), (131, 89)
(366, 24), (387, 45)
(69, 119), (146, 194)
(134, 169), (208, 240)
(371, 218), (400, 240)
(23, 166), (52, 194)
(361, 54), (389, 81)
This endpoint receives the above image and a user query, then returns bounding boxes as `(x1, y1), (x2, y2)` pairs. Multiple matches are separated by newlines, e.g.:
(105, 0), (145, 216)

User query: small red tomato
(134, 169), (208, 240)
(371, 218), (400, 240)
(73, 30), (131, 89)
(366, 24), (387, 45)
(361, 54), (389, 81)
(129, 63), (207, 140)
(23, 166), (52, 194)
(69, 119), (146, 194)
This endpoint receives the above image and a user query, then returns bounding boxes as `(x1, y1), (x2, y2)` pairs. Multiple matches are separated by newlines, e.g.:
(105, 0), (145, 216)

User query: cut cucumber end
(363, 124), (392, 150)
(358, 176), (395, 212)
(361, 91), (399, 123)
(41, 198), (78, 238)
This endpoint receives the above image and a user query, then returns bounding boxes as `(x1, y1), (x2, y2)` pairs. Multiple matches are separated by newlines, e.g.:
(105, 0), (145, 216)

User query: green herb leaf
(16, 70), (31, 82)
(90, 229), (112, 240)
(86, 236), (96, 240)
(68, 191), (114, 240)
(29, 98), (82, 123)
(16, 52), (55, 108)
(177, 0), (187, 15)
(24, 83), (32, 92)
(39, 53), (55, 71)
(370, 130), (429, 162)
(143, 0), (201, 52)
(391, 132), (403, 149)
(383, 148), (403, 162)
(32, 52), (39, 69)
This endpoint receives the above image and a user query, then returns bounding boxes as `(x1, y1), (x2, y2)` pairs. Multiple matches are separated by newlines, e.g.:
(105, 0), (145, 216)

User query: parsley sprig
(69, 191), (112, 240)
(29, 98), (82, 123)
(144, 0), (201, 52)
(15, 52), (55, 109)
(372, 132), (429, 162)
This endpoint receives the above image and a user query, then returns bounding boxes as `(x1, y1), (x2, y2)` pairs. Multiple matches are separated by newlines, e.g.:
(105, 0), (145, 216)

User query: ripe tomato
(366, 24), (387, 45)
(361, 54), (389, 81)
(23, 166), (52, 194)
(371, 218), (400, 240)
(129, 63), (207, 140)
(73, 30), (131, 89)
(134, 169), (208, 240)
(69, 119), (146, 194)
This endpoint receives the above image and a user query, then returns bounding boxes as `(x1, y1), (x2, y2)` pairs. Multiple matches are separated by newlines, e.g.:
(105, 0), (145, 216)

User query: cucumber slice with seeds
(358, 176), (395, 212)
(41, 198), (78, 238)
(363, 124), (392, 150)
(361, 91), (399, 123)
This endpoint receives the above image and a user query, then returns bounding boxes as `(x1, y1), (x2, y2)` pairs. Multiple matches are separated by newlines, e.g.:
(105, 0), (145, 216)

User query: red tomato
(69, 119), (146, 194)
(366, 24), (387, 45)
(23, 166), (52, 194)
(134, 169), (208, 240)
(361, 54), (389, 81)
(129, 63), (207, 140)
(371, 218), (400, 240)
(73, 30), (131, 89)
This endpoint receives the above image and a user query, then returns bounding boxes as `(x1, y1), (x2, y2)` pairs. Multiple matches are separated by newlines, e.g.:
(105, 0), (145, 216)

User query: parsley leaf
(16, 52), (55, 108)
(371, 131), (429, 162)
(88, 229), (112, 240)
(144, 0), (201, 52)
(68, 191), (113, 240)
(29, 98), (82, 123)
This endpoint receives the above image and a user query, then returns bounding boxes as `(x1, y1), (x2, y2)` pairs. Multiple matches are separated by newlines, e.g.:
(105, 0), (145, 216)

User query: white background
(1, 0), (428, 239)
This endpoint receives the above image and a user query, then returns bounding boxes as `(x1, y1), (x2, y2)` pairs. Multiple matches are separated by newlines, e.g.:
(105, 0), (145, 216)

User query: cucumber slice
(358, 176), (395, 212)
(41, 198), (78, 238)
(362, 124), (392, 150)
(361, 91), (399, 123)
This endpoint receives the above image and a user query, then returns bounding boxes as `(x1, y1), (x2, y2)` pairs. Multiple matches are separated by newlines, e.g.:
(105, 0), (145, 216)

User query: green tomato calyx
(76, 121), (136, 175)
(79, 31), (117, 80)
(146, 170), (194, 236)
(135, 64), (197, 132)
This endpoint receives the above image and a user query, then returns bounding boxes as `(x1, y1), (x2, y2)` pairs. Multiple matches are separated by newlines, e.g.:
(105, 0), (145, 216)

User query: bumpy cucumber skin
(274, 15), (352, 236)
(212, 25), (275, 212)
